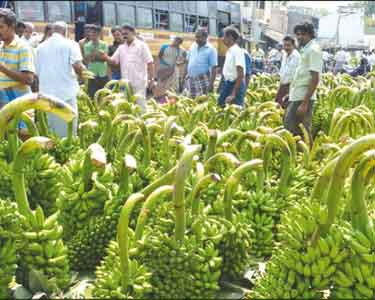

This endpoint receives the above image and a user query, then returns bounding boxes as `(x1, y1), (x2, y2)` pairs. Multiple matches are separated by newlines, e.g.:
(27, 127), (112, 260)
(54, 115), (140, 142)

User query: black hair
(122, 24), (135, 32)
(195, 28), (208, 38)
(293, 22), (315, 38)
(0, 8), (16, 28)
(283, 35), (295, 45)
(223, 26), (240, 41)
(17, 21), (26, 29)
(111, 26), (122, 34)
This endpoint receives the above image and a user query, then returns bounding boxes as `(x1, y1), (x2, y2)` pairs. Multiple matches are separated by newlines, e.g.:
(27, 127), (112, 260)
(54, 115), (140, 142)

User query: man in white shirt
(21, 22), (39, 48)
(218, 26), (246, 107)
(334, 47), (347, 74)
(276, 36), (300, 107)
(36, 21), (85, 138)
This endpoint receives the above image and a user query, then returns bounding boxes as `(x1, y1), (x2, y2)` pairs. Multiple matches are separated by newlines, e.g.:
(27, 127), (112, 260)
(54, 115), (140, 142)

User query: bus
(9, 1), (241, 64)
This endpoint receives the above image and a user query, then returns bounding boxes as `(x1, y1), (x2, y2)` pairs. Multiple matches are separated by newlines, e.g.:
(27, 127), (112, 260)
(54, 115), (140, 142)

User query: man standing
(21, 22), (39, 48)
(79, 24), (92, 57)
(185, 28), (217, 98)
(252, 44), (265, 73)
(333, 47), (347, 74)
(101, 24), (155, 111)
(36, 21), (85, 138)
(83, 24), (108, 99)
(108, 26), (123, 80)
(237, 36), (252, 89)
(276, 36), (300, 108)
(285, 22), (322, 145)
(218, 26), (245, 108)
(0, 8), (34, 139)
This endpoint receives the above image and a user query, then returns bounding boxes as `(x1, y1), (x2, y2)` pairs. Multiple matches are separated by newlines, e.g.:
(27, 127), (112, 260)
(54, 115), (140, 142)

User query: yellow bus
(11, 1), (241, 63)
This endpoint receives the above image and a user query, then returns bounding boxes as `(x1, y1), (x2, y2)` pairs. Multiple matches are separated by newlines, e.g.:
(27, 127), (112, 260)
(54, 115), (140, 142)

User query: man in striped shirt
(0, 8), (35, 137)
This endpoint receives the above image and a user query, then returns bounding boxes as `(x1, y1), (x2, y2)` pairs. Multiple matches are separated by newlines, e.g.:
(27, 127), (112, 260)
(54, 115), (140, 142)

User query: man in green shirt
(284, 22), (322, 146)
(84, 24), (108, 99)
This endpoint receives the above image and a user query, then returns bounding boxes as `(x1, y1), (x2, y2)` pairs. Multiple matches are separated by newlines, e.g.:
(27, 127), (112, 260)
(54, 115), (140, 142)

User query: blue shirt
(187, 42), (218, 77)
(244, 51), (252, 76)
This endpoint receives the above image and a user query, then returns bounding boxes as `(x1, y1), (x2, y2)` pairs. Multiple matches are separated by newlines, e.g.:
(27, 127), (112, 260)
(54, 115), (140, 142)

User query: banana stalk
(118, 154), (137, 197)
(320, 134), (375, 235)
(0, 93), (76, 140)
(350, 150), (375, 236)
(204, 129), (218, 161)
(134, 185), (174, 241)
(174, 145), (202, 242)
(117, 193), (144, 290)
(191, 173), (221, 216)
(12, 137), (54, 219)
(223, 159), (263, 221)
(82, 144), (106, 192)
(204, 152), (240, 173)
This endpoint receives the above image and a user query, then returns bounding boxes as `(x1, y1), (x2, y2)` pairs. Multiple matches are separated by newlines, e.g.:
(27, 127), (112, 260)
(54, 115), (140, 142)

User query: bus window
(136, 7), (153, 29)
(209, 18), (217, 36)
(46, 1), (71, 23)
(136, 1), (152, 7)
(170, 13), (183, 32)
(15, 1), (45, 22)
(184, 15), (196, 33)
(154, 10), (169, 30)
(86, 1), (102, 25)
(118, 4), (135, 26)
(198, 17), (209, 31)
(103, 2), (116, 26)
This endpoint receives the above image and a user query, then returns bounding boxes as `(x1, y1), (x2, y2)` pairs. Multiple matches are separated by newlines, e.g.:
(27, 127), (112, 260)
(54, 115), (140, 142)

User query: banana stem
(118, 154), (137, 197)
(7, 118), (19, 162)
(262, 134), (292, 194)
(0, 93), (76, 140)
(134, 186), (174, 240)
(82, 144), (106, 192)
(67, 122), (73, 146)
(204, 152), (240, 173)
(140, 165), (177, 198)
(223, 159), (263, 221)
(20, 112), (39, 137)
(190, 173), (221, 217)
(321, 134), (375, 235)
(174, 145), (202, 242)
(204, 129), (217, 161)
(351, 150), (375, 236)
(117, 193), (144, 291)
(162, 117), (176, 169)
(12, 137), (54, 219)
(137, 121), (151, 166)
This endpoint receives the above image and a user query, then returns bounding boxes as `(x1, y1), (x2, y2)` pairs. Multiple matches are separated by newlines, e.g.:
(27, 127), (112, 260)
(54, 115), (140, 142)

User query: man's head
(282, 35), (296, 54)
(84, 24), (93, 39)
(255, 44), (259, 50)
(195, 28), (208, 47)
(24, 22), (34, 39)
(88, 24), (100, 42)
(16, 21), (25, 37)
(172, 37), (183, 47)
(52, 21), (67, 36)
(121, 24), (136, 43)
(111, 26), (123, 43)
(294, 22), (315, 47)
(223, 26), (240, 47)
(0, 8), (16, 42)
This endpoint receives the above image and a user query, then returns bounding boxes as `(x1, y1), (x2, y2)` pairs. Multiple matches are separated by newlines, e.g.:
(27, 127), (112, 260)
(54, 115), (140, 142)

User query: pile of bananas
(331, 228), (375, 299)
(234, 190), (277, 258)
(137, 230), (222, 299)
(0, 200), (21, 298)
(17, 207), (71, 292)
(25, 153), (61, 216)
(251, 202), (346, 299)
(92, 241), (153, 299)
(0, 160), (14, 200)
(57, 154), (118, 240)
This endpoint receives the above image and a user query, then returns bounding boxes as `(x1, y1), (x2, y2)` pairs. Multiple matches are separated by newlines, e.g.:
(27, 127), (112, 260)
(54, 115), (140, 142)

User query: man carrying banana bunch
(36, 21), (90, 138)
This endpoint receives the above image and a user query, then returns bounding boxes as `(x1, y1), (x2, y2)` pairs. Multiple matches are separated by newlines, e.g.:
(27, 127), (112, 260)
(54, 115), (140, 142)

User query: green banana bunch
(17, 207), (71, 292)
(92, 240), (153, 299)
(0, 200), (21, 298)
(24, 153), (61, 216)
(57, 151), (118, 240)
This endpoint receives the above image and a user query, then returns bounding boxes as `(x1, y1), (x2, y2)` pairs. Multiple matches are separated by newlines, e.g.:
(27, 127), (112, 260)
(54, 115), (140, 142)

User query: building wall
(287, 11), (319, 36)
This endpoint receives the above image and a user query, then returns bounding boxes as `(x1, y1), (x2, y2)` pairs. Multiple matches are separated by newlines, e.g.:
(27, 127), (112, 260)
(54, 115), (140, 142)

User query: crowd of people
(0, 6), (350, 146)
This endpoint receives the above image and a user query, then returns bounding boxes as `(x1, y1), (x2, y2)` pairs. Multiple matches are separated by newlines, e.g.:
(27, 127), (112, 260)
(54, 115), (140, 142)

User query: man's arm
(0, 65), (34, 86)
(208, 48), (218, 92)
(209, 66), (217, 92)
(230, 66), (244, 96)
